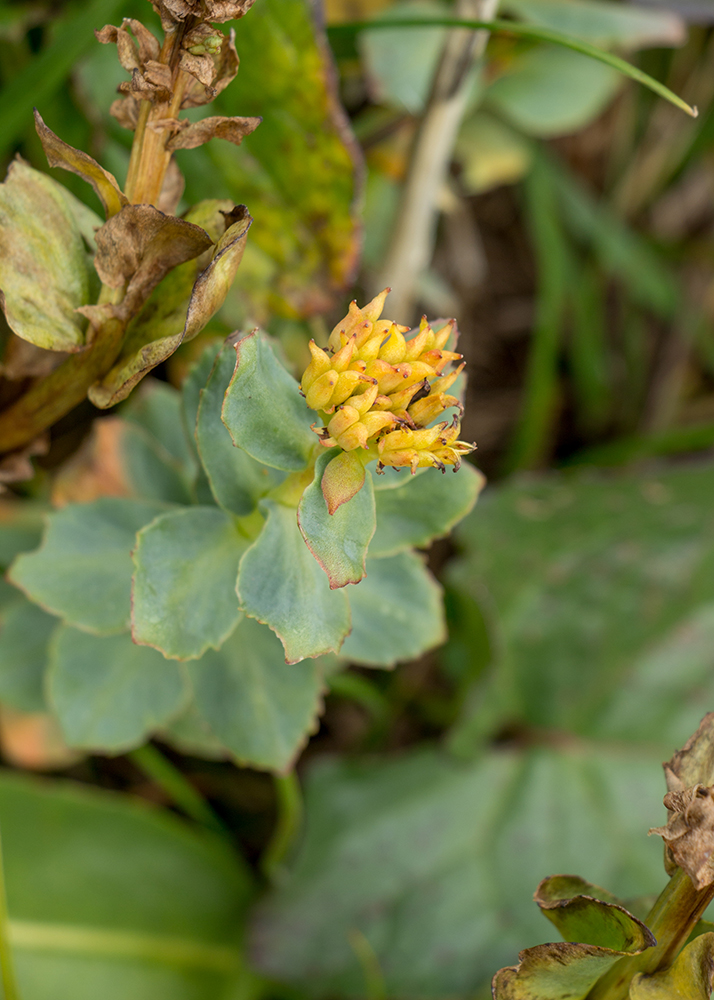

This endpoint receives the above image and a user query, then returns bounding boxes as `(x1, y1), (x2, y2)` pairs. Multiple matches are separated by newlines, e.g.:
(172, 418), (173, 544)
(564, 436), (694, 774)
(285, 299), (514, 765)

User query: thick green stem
(586, 868), (714, 1000)
(0, 829), (20, 1000)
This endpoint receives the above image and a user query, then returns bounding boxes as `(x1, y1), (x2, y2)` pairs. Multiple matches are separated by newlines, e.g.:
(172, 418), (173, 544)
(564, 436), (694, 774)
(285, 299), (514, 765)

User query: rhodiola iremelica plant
(0, 0), (482, 772)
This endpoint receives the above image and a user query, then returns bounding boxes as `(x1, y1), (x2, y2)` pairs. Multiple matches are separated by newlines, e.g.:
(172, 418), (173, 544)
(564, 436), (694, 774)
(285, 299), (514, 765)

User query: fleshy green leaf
(119, 422), (194, 505)
(321, 450), (366, 515)
(180, 0), (362, 323)
(492, 940), (643, 1000)
(297, 449), (375, 589)
(341, 552), (446, 666)
(47, 626), (189, 753)
(187, 617), (325, 772)
(237, 499), (350, 662)
(0, 771), (252, 999)
(0, 159), (90, 351)
(132, 507), (247, 661)
(534, 876), (654, 951)
(0, 597), (55, 711)
(196, 339), (284, 515)
(221, 330), (316, 472)
(370, 463), (484, 557)
(9, 499), (167, 635)
(630, 932), (714, 999)
(122, 380), (196, 481)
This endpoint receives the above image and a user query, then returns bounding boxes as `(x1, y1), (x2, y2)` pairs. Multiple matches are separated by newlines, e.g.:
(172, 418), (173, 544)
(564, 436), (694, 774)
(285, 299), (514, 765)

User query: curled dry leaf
(151, 0), (256, 26)
(157, 157), (186, 215)
(663, 712), (714, 791)
(88, 207), (252, 408)
(93, 204), (213, 321)
(33, 110), (127, 218)
(166, 115), (261, 151)
(181, 29), (239, 108)
(650, 784), (714, 889)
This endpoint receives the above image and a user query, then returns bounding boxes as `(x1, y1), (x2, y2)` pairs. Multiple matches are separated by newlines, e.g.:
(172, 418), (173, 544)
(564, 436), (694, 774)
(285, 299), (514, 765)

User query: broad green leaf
(132, 507), (246, 661)
(534, 878), (654, 952)
(0, 500), (44, 569)
(297, 449), (375, 588)
(197, 340), (284, 515)
(370, 463), (484, 557)
(181, 343), (221, 457)
(0, 597), (55, 711)
(446, 464), (714, 751)
(222, 331), (316, 472)
(0, 160), (90, 351)
(160, 704), (229, 761)
(0, 771), (252, 1000)
(119, 422), (194, 506)
(249, 743), (667, 998)
(179, 0), (361, 322)
(487, 46), (621, 138)
(187, 617), (325, 772)
(47, 626), (189, 753)
(341, 552), (446, 666)
(359, 2), (449, 114)
(630, 932), (714, 998)
(9, 499), (167, 635)
(502, 0), (684, 50)
(237, 500), (350, 662)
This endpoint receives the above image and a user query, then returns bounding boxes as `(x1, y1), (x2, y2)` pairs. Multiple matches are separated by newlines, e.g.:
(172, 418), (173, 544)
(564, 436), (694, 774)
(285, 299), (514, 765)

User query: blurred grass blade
(565, 421), (714, 467)
(327, 18), (698, 117)
(0, 829), (19, 1000)
(503, 153), (568, 473)
(0, 0), (126, 152)
(568, 262), (611, 434)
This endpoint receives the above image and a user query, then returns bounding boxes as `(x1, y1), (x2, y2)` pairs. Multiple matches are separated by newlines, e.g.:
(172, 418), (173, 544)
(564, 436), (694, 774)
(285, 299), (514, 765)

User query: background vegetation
(1, 0), (714, 997)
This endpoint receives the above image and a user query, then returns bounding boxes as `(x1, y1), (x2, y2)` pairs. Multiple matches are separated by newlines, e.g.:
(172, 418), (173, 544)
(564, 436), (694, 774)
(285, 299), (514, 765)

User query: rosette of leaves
(3, 317), (482, 772)
(492, 714), (714, 1000)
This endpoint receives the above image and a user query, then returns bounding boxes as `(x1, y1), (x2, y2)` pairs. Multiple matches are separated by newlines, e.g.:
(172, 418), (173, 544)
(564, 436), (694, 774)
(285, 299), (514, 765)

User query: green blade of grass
(327, 18), (697, 118)
(0, 0), (126, 154)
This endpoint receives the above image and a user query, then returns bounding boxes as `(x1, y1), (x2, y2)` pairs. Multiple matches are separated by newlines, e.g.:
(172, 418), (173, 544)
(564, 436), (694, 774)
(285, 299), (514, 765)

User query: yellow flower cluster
(300, 290), (475, 474)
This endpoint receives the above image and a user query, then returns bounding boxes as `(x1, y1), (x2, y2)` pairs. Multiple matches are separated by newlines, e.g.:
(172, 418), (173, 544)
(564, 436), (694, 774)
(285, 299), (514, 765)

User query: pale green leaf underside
(132, 506), (246, 661)
(188, 617), (325, 772)
(237, 499), (350, 662)
(47, 626), (189, 752)
(0, 160), (90, 351)
(9, 499), (167, 635)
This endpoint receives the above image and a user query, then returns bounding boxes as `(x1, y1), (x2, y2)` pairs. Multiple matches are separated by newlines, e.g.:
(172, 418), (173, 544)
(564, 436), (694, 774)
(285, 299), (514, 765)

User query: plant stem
(0, 829), (20, 1000)
(376, 0), (499, 322)
(129, 744), (227, 836)
(261, 771), (303, 882)
(586, 868), (714, 1000)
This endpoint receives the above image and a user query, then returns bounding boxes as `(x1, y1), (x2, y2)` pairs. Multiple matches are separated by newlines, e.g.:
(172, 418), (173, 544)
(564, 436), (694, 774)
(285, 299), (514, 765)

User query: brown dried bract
(166, 115), (261, 150)
(151, 0), (256, 27)
(650, 783), (714, 889)
(181, 29), (239, 107)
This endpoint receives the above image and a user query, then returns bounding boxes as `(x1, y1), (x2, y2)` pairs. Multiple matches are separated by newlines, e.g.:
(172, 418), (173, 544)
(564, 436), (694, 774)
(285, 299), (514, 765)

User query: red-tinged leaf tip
(322, 451), (365, 515)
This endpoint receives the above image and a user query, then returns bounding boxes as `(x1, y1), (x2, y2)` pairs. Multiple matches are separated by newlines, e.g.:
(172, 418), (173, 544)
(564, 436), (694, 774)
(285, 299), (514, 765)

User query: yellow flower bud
(301, 340), (331, 392)
(304, 369), (338, 410)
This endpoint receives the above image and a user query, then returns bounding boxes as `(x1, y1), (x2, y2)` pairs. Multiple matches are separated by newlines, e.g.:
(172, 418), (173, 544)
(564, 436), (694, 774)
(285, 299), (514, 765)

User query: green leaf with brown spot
(534, 876), (655, 951)
(297, 448), (375, 588)
(237, 500), (350, 662)
(493, 942), (637, 1000)
(0, 160), (90, 351)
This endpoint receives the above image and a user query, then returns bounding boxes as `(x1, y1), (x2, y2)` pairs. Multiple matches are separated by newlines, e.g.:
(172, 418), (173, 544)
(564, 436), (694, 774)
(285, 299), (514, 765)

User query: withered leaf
(0, 159), (90, 352)
(96, 19), (160, 65)
(109, 96), (139, 131)
(650, 784), (714, 889)
(179, 50), (216, 87)
(166, 115), (261, 151)
(0, 435), (48, 490)
(34, 111), (127, 219)
(152, 0), (255, 26)
(88, 205), (251, 408)
(95, 24), (140, 73)
(93, 204), (213, 321)
(157, 157), (186, 216)
(181, 30), (238, 108)
(664, 712), (714, 791)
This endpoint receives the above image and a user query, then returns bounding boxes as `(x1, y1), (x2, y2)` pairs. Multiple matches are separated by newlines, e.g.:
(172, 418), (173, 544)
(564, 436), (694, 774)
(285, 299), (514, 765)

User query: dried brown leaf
(110, 96), (139, 131)
(33, 110), (127, 218)
(650, 784), (714, 889)
(179, 50), (215, 87)
(664, 713), (714, 792)
(166, 115), (261, 151)
(0, 435), (48, 489)
(151, 0), (255, 25)
(182, 30), (238, 108)
(157, 157), (186, 215)
(93, 204), (213, 321)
